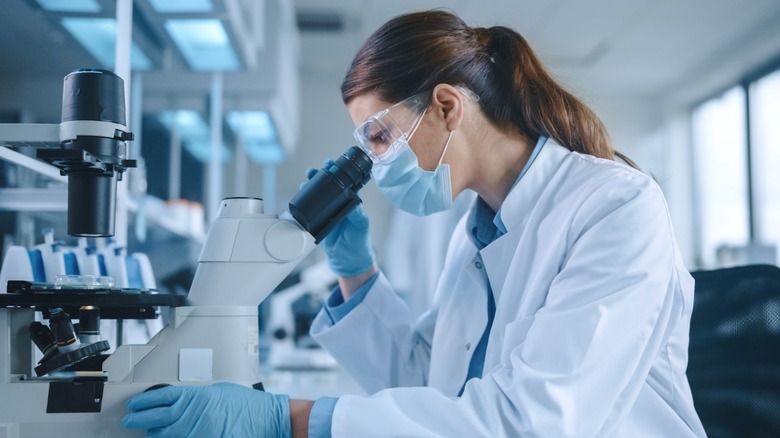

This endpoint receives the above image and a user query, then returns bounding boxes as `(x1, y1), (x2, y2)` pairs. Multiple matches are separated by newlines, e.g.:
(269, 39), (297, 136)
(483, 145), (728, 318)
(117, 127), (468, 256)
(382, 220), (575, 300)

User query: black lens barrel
(68, 172), (117, 237)
(78, 306), (101, 344)
(329, 146), (372, 188)
(62, 69), (126, 126)
(289, 147), (372, 243)
(29, 321), (57, 356)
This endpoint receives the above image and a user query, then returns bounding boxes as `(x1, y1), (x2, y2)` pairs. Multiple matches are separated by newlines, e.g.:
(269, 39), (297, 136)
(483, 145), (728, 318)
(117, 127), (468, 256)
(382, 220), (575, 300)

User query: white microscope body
(0, 198), (318, 437)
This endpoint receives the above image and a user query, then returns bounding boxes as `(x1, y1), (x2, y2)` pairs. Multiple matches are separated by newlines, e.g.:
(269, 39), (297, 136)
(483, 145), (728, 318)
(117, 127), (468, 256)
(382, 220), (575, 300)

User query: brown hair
(342, 10), (636, 166)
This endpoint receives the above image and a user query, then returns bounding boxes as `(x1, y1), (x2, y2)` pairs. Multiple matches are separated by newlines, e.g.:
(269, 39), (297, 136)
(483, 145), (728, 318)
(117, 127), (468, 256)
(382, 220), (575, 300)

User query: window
(692, 86), (749, 267)
(750, 70), (780, 252)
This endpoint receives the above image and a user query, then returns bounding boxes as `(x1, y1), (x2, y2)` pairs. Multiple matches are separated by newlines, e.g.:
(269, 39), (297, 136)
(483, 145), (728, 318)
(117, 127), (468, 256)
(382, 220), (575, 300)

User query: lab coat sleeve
(310, 272), (436, 393)
(322, 272), (379, 324)
(330, 176), (688, 437)
(308, 397), (338, 438)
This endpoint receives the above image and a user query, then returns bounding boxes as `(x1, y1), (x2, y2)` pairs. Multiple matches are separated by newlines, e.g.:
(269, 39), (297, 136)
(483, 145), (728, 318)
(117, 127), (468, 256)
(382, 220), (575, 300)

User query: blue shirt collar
(467, 136), (548, 249)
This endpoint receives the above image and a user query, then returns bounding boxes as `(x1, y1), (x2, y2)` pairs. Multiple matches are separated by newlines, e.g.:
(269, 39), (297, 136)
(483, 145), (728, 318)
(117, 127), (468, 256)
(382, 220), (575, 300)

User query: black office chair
(688, 264), (780, 438)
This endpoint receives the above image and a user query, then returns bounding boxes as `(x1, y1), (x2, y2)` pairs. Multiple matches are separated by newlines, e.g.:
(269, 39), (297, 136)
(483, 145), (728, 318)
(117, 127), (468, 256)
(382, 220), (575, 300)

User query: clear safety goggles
(353, 87), (480, 165)
(353, 92), (431, 165)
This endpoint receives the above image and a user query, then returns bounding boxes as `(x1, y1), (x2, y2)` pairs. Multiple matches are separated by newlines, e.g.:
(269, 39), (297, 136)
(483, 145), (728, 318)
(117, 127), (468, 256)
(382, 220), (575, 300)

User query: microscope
(0, 70), (372, 436)
(1, 69), (136, 237)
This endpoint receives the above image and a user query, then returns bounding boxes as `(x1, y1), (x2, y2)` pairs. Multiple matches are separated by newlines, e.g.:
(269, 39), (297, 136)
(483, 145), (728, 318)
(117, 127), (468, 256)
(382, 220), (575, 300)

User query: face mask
(372, 131), (453, 216)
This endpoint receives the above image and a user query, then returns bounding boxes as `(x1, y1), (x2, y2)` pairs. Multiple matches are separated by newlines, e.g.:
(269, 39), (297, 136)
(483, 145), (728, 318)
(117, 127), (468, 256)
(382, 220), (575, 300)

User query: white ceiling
(295, 0), (780, 104)
(0, 0), (779, 117)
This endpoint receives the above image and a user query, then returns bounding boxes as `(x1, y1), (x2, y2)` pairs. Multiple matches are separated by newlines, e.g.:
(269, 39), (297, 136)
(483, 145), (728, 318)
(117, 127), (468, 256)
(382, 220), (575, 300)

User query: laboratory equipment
(0, 68), (135, 237)
(265, 261), (339, 370)
(0, 144), (372, 436)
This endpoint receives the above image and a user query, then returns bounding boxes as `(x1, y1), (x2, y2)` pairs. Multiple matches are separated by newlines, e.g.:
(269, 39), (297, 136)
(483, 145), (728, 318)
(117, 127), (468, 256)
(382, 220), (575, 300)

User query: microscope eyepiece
(289, 146), (373, 243)
(332, 146), (372, 188)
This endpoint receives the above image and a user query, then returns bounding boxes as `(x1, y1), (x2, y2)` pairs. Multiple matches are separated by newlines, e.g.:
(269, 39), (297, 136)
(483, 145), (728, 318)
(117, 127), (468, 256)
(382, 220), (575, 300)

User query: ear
(431, 84), (464, 132)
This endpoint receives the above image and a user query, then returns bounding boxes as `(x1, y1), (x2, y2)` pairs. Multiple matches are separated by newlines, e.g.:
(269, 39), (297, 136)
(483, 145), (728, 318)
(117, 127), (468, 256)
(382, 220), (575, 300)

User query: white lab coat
(311, 139), (707, 437)
(383, 190), (476, 319)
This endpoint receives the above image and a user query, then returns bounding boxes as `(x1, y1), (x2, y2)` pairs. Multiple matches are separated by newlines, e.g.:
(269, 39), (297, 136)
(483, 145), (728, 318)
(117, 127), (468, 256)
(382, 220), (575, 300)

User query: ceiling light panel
(149, 0), (213, 13)
(165, 19), (240, 71)
(159, 110), (209, 139)
(159, 110), (231, 163)
(226, 111), (276, 143)
(243, 142), (284, 164)
(182, 139), (232, 162)
(60, 18), (152, 70)
(37, 0), (100, 12)
(226, 111), (284, 164)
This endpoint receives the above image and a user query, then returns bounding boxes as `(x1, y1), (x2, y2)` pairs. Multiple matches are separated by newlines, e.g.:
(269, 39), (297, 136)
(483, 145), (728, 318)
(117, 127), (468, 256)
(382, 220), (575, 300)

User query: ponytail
(342, 11), (636, 168)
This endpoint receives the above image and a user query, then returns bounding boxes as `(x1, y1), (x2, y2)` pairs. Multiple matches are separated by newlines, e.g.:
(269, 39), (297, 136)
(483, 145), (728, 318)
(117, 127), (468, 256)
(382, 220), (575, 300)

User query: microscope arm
(187, 201), (317, 307)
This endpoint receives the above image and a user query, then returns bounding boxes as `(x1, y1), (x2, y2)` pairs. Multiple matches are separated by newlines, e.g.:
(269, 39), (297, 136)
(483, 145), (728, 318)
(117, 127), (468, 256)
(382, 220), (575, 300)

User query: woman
(124, 10), (706, 437)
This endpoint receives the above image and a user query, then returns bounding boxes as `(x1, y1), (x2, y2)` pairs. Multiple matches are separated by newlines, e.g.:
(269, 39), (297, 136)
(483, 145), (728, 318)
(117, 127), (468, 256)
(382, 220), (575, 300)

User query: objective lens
(29, 321), (58, 362)
(49, 308), (82, 354)
(78, 306), (101, 344)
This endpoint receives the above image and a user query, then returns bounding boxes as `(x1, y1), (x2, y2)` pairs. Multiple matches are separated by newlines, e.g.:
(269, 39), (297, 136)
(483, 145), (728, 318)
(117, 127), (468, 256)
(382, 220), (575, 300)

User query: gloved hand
(305, 163), (376, 278)
(123, 383), (291, 438)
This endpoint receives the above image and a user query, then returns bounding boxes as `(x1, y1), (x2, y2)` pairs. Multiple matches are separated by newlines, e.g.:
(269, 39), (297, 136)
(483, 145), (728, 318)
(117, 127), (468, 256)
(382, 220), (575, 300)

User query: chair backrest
(689, 264), (780, 438)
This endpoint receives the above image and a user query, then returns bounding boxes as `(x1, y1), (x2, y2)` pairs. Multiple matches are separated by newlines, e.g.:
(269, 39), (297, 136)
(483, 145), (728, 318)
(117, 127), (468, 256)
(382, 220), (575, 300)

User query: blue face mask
(372, 132), (453, 216)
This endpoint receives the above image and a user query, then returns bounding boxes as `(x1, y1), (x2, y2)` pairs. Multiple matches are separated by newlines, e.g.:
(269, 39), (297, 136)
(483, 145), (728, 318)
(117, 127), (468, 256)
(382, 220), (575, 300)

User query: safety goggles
(353, 92), (430, 165)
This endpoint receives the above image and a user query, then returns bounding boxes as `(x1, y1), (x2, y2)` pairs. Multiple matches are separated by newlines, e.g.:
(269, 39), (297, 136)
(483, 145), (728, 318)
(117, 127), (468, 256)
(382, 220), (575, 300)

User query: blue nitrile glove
(123, 383), (291, 438)
(304, 162), (376, 277)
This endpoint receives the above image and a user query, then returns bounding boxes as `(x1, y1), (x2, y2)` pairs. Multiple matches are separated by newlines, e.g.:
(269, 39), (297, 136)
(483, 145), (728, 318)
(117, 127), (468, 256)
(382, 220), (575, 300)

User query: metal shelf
(127, 194), (206, 244)
(0, 146), (66, 183)
(0, 187), (67, 212)
(0, 146), (205, 245)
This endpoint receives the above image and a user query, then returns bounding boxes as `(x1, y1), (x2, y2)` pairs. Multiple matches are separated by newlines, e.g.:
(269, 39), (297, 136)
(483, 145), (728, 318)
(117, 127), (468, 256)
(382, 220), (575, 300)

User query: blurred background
(1, 0), (779, 308)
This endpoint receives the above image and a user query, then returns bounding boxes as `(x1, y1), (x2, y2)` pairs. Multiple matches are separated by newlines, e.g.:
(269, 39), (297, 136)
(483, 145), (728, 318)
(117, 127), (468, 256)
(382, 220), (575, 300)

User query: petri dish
(54, 274), (115, 289)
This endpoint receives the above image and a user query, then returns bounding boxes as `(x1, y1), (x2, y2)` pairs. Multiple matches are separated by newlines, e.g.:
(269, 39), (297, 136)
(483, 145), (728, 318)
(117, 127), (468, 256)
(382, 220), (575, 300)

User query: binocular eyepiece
(289, 146), (372, 243)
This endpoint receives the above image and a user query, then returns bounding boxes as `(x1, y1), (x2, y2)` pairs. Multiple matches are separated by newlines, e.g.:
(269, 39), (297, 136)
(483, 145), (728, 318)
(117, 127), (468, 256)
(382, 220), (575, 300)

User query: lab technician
(123, 10), (707, 437)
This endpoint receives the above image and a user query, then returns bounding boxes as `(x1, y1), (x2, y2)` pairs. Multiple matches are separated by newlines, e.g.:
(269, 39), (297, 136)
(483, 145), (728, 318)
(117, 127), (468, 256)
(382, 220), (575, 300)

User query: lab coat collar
(480, 139), (571, 300)
(493, 135), (548, 233)
(494, 138), (570, 233)
(466, 136), (548, 250)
